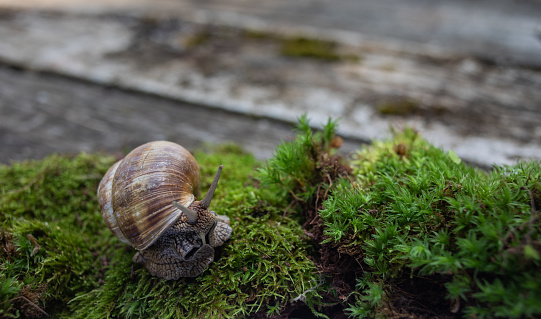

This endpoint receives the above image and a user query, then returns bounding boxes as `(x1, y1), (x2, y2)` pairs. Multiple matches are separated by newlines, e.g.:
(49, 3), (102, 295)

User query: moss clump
(257, 115), (343, 204)
(70, 213), (319, 318)
(320, 128), (541, 317)
(0, 145), (320, 318)
(256, 116), (357, 314)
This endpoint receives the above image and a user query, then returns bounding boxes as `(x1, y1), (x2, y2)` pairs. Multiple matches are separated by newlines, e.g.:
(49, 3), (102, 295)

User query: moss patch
(182, 25), (358, 63)
(0, 153), (115, 318)
(257, 121), (541, 318)
(2, 121), (541, 318)
(323, 128), (541, 318)
(279, 37), (341, 62)
(377, 99), (421, 116)
(0, 145), (320, 318)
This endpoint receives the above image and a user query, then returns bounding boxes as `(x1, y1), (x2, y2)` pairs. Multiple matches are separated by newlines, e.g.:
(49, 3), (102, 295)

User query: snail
(97, 141), (232, 279)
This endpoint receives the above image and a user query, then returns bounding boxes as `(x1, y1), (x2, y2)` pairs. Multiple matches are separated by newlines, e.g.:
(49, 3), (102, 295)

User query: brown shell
(98, 141), (201, 251)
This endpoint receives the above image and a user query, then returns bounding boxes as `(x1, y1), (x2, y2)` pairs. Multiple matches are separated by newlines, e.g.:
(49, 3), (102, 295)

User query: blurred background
(0, 0), (540, 167)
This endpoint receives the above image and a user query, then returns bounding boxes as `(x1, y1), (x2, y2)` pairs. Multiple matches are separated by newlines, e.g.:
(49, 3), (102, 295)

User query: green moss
(0, 146), (321, 318)
(257, 115), (341, 204)
(2, 120), (540, 318)
(70, 213), (319, 318)
(0, 153), (116, 317)
(280, 36), (341, 62)
(321, 128), (541, 317)
(376, 99), (421, 116)
(182, 24), (360, 63)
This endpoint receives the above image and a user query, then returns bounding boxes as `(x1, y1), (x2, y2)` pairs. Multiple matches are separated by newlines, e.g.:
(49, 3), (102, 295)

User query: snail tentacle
(200, 165), (223, 209)
(172, 201), (198, 224)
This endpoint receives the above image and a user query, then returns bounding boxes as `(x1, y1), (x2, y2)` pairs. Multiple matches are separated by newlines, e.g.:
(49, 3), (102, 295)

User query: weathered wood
(1, 0), (540, 66)
(1, 65), (348, 163)
(0, 7), (539, 166)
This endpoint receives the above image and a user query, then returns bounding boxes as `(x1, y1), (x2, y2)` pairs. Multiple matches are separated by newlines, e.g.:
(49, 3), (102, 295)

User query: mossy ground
(0, 144), (320, 318)
(321, 128), (541, 318)
(1, 119), (540, 318)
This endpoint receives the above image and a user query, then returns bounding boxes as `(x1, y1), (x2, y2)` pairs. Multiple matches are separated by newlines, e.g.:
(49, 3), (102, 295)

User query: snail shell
(98, 141), (201, 250)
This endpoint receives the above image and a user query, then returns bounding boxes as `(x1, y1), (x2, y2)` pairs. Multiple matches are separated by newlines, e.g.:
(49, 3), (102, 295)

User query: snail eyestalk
(172, 201), (198, 224)
(200, 165), (223, 209)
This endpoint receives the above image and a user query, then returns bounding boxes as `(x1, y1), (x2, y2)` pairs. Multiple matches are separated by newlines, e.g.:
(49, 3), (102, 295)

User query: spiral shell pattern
(98, 141), (201, 250)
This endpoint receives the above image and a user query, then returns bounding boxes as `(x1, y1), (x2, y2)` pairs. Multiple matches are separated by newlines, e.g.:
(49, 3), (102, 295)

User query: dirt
(0, 229), (17, 259)
(14, 284), (49, 318)
(387, 274), (460, 319)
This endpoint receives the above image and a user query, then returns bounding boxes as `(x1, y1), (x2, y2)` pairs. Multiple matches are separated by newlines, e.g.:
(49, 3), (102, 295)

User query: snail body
(98, 141), (232, 279)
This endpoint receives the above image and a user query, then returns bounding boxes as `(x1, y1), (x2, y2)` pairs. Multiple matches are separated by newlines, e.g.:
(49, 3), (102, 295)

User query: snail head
(172, 165), (228, 242)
